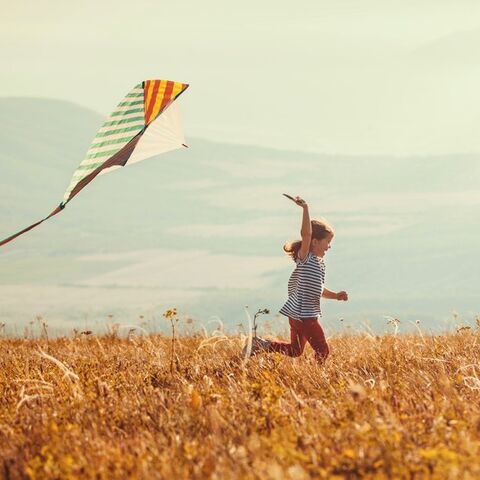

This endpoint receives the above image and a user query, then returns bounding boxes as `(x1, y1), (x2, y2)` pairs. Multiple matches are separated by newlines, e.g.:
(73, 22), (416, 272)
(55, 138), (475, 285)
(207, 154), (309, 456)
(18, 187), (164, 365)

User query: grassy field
(1, 323), (480, 479)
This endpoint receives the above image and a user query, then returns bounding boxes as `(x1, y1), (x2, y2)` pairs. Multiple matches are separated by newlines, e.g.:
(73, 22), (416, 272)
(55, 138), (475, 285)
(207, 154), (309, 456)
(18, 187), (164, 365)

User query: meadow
(1, 317), (480, 479)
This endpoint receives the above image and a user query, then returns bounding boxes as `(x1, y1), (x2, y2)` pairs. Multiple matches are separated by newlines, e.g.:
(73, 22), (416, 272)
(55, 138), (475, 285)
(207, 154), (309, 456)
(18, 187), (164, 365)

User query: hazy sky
(2, 0), (480, 155)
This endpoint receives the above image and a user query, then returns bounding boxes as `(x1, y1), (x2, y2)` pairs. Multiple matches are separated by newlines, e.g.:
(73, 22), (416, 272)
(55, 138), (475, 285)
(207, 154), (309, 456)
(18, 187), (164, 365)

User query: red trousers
(269, 317), (329, 362)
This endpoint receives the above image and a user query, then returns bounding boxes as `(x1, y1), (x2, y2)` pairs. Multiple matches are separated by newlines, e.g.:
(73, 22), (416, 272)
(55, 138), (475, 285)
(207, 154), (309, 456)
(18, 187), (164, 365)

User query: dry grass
(1, 328), (480, 479)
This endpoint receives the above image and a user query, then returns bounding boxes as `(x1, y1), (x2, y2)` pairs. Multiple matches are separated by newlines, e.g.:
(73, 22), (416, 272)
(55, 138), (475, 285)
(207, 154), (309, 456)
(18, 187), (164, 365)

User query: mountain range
(0, 97), (479, 336)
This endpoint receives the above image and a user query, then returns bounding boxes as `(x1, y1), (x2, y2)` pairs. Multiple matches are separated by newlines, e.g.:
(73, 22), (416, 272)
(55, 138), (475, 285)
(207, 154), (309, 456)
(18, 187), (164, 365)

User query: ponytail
(283, 219), (334, 262)
(283, 240), (302, 262)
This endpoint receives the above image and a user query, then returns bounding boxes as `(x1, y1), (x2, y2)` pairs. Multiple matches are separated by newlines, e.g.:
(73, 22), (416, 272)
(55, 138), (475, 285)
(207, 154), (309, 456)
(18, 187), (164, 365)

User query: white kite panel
(127, 101), (185, 166)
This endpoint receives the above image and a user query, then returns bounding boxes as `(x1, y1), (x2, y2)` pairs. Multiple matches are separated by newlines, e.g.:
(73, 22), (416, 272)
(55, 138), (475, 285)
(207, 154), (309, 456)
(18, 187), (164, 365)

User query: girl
(246, 196), (348, 362)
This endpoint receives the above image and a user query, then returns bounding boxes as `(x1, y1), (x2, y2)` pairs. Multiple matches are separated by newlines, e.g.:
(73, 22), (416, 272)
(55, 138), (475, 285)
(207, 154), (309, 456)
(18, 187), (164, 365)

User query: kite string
(0, 204), (64, 248)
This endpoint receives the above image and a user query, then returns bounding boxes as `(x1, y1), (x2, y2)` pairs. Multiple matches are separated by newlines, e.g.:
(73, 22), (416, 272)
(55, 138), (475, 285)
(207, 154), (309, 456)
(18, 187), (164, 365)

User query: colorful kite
(0, 79), (189, 247)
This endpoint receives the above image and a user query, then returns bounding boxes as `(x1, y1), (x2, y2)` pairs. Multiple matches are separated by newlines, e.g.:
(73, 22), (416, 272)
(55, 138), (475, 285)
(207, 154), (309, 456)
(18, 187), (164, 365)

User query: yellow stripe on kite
(149, 80), (167, 123)
(144, 80), (156, 124)
(144, 80), (188, 125)
(171, 82), (184, 99)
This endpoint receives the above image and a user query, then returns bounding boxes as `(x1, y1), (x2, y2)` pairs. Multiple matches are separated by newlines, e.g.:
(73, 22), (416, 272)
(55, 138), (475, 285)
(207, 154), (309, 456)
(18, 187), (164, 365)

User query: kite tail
(0, 203), (65, 247)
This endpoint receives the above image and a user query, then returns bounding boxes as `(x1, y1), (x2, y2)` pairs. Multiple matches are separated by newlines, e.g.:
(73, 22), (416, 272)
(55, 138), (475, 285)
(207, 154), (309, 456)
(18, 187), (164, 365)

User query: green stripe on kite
(101, 116), (144, 128)
(117, 100), (144, 107)
(75, 160), (108, 171)
(90, 136), (136, 149)
(85, 148), (123, 161)
(111, 107), (144, 117)
(95, 125), (143, 138)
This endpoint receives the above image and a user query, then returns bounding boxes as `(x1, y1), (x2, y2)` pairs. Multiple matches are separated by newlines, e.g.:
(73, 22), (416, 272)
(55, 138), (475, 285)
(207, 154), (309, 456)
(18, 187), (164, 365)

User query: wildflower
(163, 308), (179, 374)
(163, 308), (178, 320)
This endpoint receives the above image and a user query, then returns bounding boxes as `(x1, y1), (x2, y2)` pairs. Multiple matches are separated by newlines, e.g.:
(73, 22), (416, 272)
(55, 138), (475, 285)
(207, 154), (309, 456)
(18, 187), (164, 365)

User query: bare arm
(322, 288), (349, 301)
(296, 197), (311, 261)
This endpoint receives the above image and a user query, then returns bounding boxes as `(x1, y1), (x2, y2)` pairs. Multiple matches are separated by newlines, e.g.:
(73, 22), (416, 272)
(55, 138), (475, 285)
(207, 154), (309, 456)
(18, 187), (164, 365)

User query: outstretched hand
(337, 291), (349, 301)
(283, 193), (308, 208)
(293, 196), (307, 208)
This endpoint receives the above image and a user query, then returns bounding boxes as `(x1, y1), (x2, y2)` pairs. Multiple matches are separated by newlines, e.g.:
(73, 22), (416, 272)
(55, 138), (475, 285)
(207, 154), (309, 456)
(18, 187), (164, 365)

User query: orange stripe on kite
(159, 80), (175, 113)
(150, 80), (167, 124)
(145, 80), (161, 125)
(144, 80), (155, 114)
(144, 80), (189, 126)
(143, 80), (153, 124)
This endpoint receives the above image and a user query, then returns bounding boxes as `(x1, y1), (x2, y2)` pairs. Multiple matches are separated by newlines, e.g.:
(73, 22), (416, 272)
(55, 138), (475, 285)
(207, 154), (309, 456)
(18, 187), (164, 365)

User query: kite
(0, 79), (189, 247)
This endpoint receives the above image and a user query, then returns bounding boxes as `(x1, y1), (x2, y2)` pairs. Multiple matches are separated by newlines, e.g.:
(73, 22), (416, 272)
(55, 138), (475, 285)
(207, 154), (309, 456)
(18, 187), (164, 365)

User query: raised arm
(295, 196), (311, 261)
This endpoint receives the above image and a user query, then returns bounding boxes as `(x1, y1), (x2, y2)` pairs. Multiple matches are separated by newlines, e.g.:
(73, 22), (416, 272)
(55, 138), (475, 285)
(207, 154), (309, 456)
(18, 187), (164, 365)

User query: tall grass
(1, 328), (480, 479)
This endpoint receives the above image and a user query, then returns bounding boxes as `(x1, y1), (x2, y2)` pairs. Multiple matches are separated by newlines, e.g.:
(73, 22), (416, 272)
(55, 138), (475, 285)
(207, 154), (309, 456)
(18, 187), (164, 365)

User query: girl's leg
(302, 319), (329, 362)
(268, 318), (307, 357)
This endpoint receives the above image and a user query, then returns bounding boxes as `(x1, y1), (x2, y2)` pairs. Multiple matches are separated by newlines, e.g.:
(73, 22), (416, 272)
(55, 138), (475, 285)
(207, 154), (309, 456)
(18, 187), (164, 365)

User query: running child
(245, 195), (348, 362)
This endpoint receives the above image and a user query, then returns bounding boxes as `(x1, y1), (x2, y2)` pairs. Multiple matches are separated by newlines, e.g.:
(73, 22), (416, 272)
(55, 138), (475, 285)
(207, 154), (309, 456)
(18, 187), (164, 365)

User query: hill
(0, 97), (479, 334)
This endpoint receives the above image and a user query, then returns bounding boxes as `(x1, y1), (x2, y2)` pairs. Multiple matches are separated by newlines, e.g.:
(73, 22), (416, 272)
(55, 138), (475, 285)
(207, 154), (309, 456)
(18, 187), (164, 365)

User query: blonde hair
(283, 219), (334, 262)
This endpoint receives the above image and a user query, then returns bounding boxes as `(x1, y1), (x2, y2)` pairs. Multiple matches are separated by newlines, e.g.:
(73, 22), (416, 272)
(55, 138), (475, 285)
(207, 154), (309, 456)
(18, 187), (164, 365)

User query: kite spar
(0, 79), (189, 247)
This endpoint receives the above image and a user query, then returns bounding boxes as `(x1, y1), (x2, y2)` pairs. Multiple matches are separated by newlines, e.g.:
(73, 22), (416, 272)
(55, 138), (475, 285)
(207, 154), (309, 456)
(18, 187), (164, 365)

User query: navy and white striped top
(279, 251), (326, 321)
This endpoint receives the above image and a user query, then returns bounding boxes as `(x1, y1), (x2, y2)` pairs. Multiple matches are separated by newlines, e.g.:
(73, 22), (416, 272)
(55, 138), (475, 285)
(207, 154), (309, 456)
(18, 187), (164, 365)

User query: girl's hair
(283, 219), (334, 262)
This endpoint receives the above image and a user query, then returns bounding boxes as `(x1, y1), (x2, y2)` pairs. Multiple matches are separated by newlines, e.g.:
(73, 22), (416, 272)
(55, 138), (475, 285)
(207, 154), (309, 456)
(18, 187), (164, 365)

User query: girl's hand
(336, 291), (348, 301)
(294, 196), (308, 208)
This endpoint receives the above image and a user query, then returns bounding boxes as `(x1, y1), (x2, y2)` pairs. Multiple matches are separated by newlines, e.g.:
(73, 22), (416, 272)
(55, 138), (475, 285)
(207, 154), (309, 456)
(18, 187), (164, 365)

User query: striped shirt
(279, 251), (326, 321)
